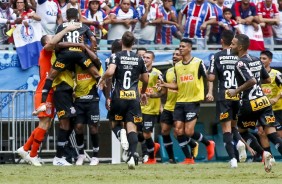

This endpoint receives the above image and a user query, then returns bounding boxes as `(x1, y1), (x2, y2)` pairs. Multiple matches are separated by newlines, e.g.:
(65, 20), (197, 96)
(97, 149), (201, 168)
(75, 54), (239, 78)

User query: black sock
(241, 132), (264, 156)
(41, 78), (53, 103)
(263, 146), (272, 154)
(187, 137), (197, 148)
(91, 133), (99, 157)
(145, 137), (155, 158)
(56, 129), (68, 158)
(163, 134), (174, 160)
(223, 132), (236, 159)
(128, 132), (138, 156)
(192, 131), (210, 146)
(112, 125), (122, 140)
(75, 133), (84, 154)
(177, 135), (192, 158)
(138, 133), (148, 156)
(232, 127), (242, 143)
(267, 132), (282, 155)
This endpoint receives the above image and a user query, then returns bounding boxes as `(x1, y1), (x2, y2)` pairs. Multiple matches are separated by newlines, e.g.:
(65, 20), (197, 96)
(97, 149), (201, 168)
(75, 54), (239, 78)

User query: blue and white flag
(13, 22), (43, 70)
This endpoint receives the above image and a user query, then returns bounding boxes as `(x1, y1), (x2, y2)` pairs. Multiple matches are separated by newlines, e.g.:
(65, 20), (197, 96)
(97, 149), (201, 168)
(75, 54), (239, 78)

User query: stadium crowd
(0, 0), (280, 173)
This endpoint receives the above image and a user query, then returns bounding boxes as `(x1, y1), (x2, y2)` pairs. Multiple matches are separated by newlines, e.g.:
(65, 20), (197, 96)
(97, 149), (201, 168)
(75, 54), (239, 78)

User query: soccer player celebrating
(98, 31), (148, 169)
(228, 34), (282, 172)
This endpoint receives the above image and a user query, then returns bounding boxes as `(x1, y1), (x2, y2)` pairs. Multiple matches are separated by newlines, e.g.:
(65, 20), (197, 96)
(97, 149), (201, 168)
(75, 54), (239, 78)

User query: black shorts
(74, 101), (100, 125)
(142, 114), (159, 133)
(160, 109), (174, 125)
(173, 102), (200, 122)
(53, 50), (93, 72)
(216, 100), (239, 123)
(110, 99), (142, 124)
(237, 105), (280, 129)
(274, 110), (282, 131)
(53, 89), (76, 119)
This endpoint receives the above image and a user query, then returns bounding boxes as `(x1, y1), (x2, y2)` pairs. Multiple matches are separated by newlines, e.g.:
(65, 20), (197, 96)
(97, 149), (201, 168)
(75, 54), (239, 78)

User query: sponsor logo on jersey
(242, 121), (256, 128)
(134, 116), (143, 123)
(220, 112), (229, 120)
(225, 91), (239, 100)
(180, 74), (194, 82)
(145, 87), (154, 94)
(250, 96), (271, 111)
(84, 59), (92, 67)
(55, 62), (65, 68)
(57, 110), (65, 118)
(69, 47), (82, 52)
(115, 115), (123, 121)
(265, 116), (275, 124)
(77, 73), (92, 81)
(262, 88), (272, 95)
(120, 90), (136, 99)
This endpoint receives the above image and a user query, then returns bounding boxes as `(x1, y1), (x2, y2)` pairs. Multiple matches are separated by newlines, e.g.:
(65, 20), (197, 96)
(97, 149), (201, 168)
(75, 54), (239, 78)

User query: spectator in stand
(219, 8), (240, 33)
(208, 0), (225, 44)
(78, 0), (111, 14)
(81, 0), (110, 44)
(155, 0), (182, 45)
(178, 0), (216, 49)
(58, 0), (69, 22)
(273, 0), (282, 44)
(0, 0), (17, 44)
(107, 0), (138, 44)
(14, 0), (41, 24)
(231, 0), (259, 30)
(257, 0), (279, 46)
(30, 0), (62, 35)
(137, 0), (163, 45)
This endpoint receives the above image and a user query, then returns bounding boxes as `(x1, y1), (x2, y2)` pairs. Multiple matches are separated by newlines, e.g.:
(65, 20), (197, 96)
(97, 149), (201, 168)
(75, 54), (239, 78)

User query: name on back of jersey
(63, 21), (82, 27)
(120, 56), (139, 66)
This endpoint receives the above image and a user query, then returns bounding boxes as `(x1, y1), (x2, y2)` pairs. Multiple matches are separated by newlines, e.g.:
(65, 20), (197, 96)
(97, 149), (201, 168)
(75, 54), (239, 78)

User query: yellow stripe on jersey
(164, 67), (178, 112)
(51, 52), (74, 88)
(175, 58), (204, 102)
(262, 69), (282, 111)
(139, 68), (162, 115)
(75, 65), (103, 97)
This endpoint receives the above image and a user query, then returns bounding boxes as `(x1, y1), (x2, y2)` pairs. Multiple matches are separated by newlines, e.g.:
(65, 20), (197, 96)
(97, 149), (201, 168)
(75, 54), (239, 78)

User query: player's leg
(160, 110), (174, 162)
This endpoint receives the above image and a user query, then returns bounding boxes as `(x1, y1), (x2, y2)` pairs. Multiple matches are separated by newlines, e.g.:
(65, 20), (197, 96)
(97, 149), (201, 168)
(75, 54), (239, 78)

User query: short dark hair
(180, 38), (193, 46)
(40, 35), (48, 47)
(221, 30), (234, 46)
(122, 31), (135, 48)
(260, 50), (273, 59)
(235, 34), (249, 51)
(175, 48), (179, 51)
(111, 39), (122, 54)
(136, 47), (147, 54)
(67, 8), (79, 21)
(145, 50), (155, 59)
(223, 8), (232, 14)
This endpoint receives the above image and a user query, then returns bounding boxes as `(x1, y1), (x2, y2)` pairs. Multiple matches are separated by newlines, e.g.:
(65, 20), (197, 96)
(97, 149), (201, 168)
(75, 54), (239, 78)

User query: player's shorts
(74, 101), (100, 125)
(173, 102), (200, 122)
(110, 99), (142, 125)
(237, 104), (279, 129)
(142, 114), (159, 133)
(216, 100), (239, 123)
(274, 110), (282, 131)
(53, 89), (76, 119)
(34, 92), (55, 118)
(160, 109), (174, 125)
(53, 50), (93, 72)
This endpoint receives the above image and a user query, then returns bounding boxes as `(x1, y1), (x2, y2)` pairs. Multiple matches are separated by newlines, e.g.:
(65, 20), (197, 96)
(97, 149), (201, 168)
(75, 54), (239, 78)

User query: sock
(162, 134), (174, 160)
(127, 132), (138, 157)
(41, 78), (53, 103)
(187, 137), (197, 148)
(241, 132), (264, 156)
(138, 133), (148, 156)
(263, 146), (272, 154)
(56, 129), (68, 158)
(23, 128), (38, 151)
(267, 132), (282, 155)
(91, 133), (99, 157)
(145, 137), (155, 159)
(192, 131), (210, 146)
(223, 132), (236, 159)
(30, 128), (46, 157)
(232, 127), (242, 143)
(75, 133), (84, 155)
(112, 125), (122, 140)
(177, 135), (192, 159)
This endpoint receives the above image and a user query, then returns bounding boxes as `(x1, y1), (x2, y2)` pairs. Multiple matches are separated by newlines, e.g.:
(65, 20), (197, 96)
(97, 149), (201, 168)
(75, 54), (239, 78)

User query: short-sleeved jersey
(74, 64), (103, 101)
(56, 22), (94, 45)
(36, 49), (54, 94)
(139, 68), (162, 115)
(208, 49), (238, 101)
(175, 57), (206, 102)
(109, 50), (147, 100)
(164, 67), (178, 112)
(235, 54), (269, 101)
(262, 69), (282, 111)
